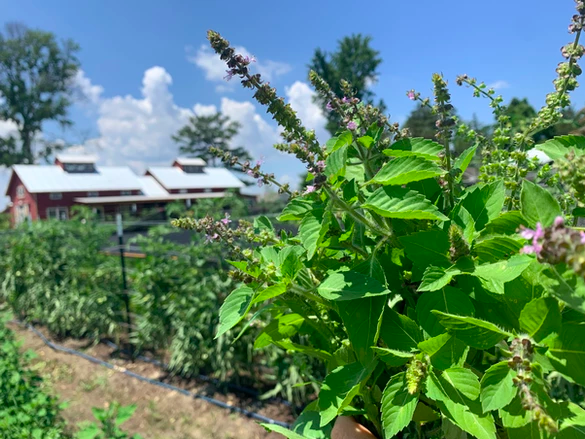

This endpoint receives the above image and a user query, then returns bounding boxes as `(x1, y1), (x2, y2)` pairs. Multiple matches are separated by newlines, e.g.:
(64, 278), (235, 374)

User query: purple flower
(304, 185), (316, 195)
(243, 55), (256, 64)
(407, 90), (416, 100)
(326, 101), (333, 111)
(580, 231), (585, 244)
(224, 69), (236, 81)
(257, 179), (264, 187)
(205, 233), (219, 243)
(247, 170), (254, 177)
(316, 160), (326, 172)
(347, 121), (357, 130)
(342, 96), (350, 103)
(256, 157), (265, 167)
(554, 216), (565, 227)
(220, 213), (231, 226)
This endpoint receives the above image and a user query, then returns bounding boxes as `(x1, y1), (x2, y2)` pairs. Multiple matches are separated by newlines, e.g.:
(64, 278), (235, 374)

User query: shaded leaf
(416, 287), (475, 337)
(418, 333), (469, 370)
(519, 297), (561, 342)
(318, 362), (374, 427)
(318, 269), (390, 301)
(379, 309), (423, 352)
(372, 347), (414, 367)
(338, 296), (385, 365)
(546, 323), (585, 386)
(433, 312), (512, 349)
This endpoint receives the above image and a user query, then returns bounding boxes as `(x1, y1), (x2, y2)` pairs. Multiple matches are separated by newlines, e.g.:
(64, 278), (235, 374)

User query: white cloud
(73, 70), (104, 105)
(488, 80), (510, 90)
(187, 45), (291, 89)
(0, 120), (18, 139)
(285, 81), (328, 142)
(193, 103), (218, 116)
(65, 67), (320, 196)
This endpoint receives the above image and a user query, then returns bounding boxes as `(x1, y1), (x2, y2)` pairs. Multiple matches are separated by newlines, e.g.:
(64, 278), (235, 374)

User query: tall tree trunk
(20, 129), (34, 164)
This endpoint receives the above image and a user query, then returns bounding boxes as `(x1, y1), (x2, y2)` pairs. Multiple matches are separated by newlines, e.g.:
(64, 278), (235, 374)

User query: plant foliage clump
(173, 3), (585, 437)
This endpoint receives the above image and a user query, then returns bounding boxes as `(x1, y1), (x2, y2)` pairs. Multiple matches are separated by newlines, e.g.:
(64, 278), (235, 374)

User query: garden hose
(13, 321), (291, 429)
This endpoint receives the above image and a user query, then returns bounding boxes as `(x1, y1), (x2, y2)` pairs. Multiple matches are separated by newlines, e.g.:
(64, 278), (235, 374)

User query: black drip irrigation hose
(13, 321), (291, 429)
(102, 340), (293, 408)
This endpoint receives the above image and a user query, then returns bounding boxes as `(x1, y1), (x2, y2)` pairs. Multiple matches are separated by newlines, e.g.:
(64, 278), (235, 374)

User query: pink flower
(257, 179), (264, 187)
(220, 213), (231, 226)
(347, 121), (357, 130)
(407, 90), (416, 100)
(554, 216), (565, 227)
(304, 185), (316, 195)
(580, 231), (585, 244)
(520, 228), (536, 240)
(534, 223), (545, 240)
(326, 101), (333, 111)
(243, 55), (256, 64)
(256, 157), (265, 167)
(247, 170), (254, 177)
(342, 96), (350, 103)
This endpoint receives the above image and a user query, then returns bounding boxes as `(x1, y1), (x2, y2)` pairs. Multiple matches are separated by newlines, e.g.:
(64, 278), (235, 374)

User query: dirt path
(9, 322), (291, 439)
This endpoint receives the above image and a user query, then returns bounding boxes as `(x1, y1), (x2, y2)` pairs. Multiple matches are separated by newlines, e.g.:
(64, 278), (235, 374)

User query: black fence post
(116, 213), (133, 358)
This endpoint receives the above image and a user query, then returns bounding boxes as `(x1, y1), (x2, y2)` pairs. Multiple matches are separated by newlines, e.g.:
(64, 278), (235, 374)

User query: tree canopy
(309, 34), (384, 134)
(0, 23), (80, 165)
(172, 112), (252, 169)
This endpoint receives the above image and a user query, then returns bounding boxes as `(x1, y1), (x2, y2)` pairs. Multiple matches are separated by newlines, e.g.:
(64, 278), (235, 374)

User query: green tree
(404, 106), (488, 155)
(501, 98), (585, 141)
(309, 34), (384, 134)
(0, 23), (80, 165)
(403, 105), (437, 140)
(172, 112), (252, 169)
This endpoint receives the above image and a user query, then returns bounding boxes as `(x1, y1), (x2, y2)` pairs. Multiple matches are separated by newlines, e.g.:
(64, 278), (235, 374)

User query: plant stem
(324, 187), (393, 239)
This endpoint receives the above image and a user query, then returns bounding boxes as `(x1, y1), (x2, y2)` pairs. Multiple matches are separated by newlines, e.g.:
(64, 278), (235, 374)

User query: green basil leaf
(381, 372), (418, 438)
(368, 156), (444, 186)
(432, 312), (512, 349)
(480, 361), (518, 412)
(215, 286), (255, 339)
(520, 179), (562, 228)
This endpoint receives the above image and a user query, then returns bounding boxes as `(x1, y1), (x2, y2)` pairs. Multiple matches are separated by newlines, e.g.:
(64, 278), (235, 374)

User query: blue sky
(0, 0), (583, 204)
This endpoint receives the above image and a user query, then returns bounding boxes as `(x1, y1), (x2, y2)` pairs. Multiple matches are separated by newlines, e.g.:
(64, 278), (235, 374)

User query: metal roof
(11, 165), (142, 194)
(147, 166), (245, 190)
(55, 154), (98, 164)
(175, 157), (207, 166)
(74, 192), (227, 205)
(138, 176), (168, 197)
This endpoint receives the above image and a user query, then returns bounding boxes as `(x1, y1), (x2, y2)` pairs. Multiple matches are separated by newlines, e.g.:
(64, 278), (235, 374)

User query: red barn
(5, 155), (246, 226)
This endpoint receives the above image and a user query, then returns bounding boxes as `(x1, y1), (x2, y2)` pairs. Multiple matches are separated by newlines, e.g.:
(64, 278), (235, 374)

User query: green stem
(325, 187), (393, 239)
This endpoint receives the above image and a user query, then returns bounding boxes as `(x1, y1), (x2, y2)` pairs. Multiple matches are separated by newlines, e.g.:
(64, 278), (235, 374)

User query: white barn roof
(138, 176), (168, 197)
(175, 157), (207, 166)
(147, 166), (245, 190)
(55, 154), (98, 164)
(11, 165), (142, 193)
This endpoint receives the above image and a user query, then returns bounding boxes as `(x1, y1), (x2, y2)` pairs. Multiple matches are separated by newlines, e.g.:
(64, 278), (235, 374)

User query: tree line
(1, 23), (583, 183)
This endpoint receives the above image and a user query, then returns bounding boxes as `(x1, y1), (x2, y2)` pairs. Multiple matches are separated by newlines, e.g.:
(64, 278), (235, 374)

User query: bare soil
(9, 322), (292, 439)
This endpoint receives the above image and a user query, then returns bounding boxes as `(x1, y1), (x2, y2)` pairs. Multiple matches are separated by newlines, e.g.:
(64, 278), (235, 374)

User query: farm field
(8, 321), (290, 439)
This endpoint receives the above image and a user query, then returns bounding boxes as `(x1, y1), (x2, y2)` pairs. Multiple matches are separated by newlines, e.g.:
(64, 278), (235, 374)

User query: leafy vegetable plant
(0, 314), (68, 438)
(77, 402), (142, 439)
(174, 2), (585, 437)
